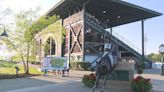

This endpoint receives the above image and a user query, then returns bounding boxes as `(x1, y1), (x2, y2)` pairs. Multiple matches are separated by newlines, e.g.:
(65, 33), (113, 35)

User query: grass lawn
(0, 61), (42, 75)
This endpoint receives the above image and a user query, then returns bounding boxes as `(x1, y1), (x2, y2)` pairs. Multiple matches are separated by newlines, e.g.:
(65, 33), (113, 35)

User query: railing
(111, 30), (142, 54)
(84, 12), (143, 62)
(84, 12), (107, 29)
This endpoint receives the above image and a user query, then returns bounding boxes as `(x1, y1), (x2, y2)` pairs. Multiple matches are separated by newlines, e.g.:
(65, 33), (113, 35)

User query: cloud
(0, 0), (43, 24)
(2, 0), (42, 13)
(0, 0), (61, 16)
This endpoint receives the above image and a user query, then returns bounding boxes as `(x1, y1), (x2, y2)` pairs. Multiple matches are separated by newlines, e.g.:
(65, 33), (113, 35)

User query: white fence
(152, 62), (162, 69)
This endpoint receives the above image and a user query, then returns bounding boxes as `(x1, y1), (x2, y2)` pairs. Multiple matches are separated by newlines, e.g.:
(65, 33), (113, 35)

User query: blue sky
(0, 0), (163, 55)
(114, 0), (164, 54)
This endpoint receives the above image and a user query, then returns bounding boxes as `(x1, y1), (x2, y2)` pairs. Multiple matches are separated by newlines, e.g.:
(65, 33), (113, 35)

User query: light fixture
(117, 16), (121, 19)
(159, 44), (164, 75)
(107, 19), (110, 22)
(0, 24), (8, 37)
(1, 30), (8, 37)
(159, 44), (164, 54)
(103, 11), (106, 14)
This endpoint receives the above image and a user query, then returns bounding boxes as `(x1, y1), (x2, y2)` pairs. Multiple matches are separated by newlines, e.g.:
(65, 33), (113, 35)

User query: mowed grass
(0, 61), (15, 68)
(0, 61), (42, 75)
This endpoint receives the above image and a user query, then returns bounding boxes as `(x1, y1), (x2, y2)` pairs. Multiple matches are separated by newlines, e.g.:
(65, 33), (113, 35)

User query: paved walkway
(0, 69), (164, 92)
(0, 70), (91, 92)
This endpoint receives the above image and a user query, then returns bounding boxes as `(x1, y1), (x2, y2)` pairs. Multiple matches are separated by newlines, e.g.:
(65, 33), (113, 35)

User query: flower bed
(131, 76), (152, 92)
(82, 73), (96, 88)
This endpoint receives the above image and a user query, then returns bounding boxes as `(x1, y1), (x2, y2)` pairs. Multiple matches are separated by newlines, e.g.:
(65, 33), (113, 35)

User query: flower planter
(82, 73), (96, 88)
(131, 76), (152, 92)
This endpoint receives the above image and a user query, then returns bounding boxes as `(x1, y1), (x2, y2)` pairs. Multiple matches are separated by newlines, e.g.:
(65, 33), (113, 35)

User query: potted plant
(82, 73), (96, 88)
(136, 61), (145, 74)
(131, 76), (152, 92)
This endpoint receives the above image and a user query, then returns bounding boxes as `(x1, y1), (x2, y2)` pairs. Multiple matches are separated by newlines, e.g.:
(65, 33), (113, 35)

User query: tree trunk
(25, 43), (30, 75)
(19, 41), (27, 73)
(20, 55), (27, 73)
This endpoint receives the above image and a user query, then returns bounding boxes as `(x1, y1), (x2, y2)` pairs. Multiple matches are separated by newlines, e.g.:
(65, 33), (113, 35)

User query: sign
(42, 57), (68, 71)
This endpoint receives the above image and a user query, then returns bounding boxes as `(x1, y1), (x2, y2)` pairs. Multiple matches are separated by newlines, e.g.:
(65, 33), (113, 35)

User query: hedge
(70, 62), (91, 71)
(12, 55), (37, 63)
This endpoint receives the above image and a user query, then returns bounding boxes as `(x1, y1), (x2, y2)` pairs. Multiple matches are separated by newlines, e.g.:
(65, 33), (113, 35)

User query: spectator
(42, 55), (51, 76)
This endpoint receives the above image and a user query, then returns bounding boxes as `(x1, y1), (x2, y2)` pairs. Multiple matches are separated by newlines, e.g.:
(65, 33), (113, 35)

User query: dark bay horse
(91, 52), (117, 92)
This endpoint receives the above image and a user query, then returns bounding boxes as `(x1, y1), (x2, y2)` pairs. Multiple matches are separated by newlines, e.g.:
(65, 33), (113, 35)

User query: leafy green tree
(2, 7), (62, 74)
(3, 9), (39, 74)
(26, 15), (66, 58)
(26, 15), (60, 41)
(24, 15), (60, 60)
(147, 53), (161, 62)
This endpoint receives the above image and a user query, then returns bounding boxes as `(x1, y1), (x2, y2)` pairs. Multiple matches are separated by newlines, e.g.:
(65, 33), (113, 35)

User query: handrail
(111, 30), (142, 54)
(84, 13), (143, 62)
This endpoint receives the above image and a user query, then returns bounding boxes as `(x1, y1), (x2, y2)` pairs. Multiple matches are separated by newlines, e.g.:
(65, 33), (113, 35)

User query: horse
(91, 45), (117, 92)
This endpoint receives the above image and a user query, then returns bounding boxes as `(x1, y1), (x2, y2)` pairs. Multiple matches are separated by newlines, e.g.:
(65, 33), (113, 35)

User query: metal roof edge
(44, 0), (65, 16)
(112, 0), (162, 16)
(45, 0), (162, 18)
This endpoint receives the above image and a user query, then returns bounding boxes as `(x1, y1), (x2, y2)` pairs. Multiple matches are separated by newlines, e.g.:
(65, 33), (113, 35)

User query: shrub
(12, 55), (37, 63)
(137, 67), (143, 74)
(82, 73), (96, 88)
(70, 61), (91, 70)
(0, 61), (16, 67)
(131, 76), (152, 92)
(136, 61), (145, 74)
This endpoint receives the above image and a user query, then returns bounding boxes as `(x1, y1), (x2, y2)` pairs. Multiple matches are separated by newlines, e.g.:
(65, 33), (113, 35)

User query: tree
(26, 15), (60, 41)
(26, 15), (65, 58)
(3, 7), (64, 75)
(24, 15), (61, 59)
(3, 9), (39, 74)
(147, 53), (161, 62)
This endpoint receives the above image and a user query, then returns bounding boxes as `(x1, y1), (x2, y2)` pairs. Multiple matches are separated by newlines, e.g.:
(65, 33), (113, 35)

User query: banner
(42, 57), (68, 71)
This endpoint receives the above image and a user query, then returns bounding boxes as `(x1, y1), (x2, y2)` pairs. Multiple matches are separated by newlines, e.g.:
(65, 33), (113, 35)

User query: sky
(114, 0), (164, 55)
(0, 0), (164, 55)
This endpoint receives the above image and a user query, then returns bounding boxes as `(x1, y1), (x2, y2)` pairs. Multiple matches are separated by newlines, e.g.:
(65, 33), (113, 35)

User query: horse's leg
(91, 74), (100, 92)
(101, 74), (109, 92)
